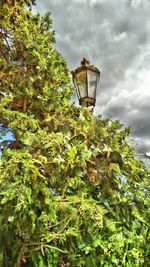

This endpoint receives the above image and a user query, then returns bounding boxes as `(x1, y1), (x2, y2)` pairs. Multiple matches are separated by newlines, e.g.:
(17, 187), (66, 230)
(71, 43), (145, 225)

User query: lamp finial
(81, 58), (90, 66)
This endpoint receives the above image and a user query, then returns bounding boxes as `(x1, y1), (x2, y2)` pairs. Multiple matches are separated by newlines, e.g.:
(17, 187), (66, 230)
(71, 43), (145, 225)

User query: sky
(34, 0), (150, 153)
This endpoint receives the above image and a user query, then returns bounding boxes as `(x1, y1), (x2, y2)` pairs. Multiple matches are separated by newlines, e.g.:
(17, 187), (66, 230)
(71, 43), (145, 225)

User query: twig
(44, 245), (68, 254)
(22, 96), (27, 112)
(16, 244), (26, 267)
(57, 213), (76, 235)
(48, 213), (74, 230)
(0, 31), (12, 60)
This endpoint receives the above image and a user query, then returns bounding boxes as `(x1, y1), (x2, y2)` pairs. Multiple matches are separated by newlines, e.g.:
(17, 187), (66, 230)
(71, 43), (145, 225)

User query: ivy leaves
(0, 1), (150, 267)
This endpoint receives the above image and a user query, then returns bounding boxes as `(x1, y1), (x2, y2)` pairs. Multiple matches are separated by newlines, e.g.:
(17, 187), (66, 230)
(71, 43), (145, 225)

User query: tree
(0, 1), (150, 266)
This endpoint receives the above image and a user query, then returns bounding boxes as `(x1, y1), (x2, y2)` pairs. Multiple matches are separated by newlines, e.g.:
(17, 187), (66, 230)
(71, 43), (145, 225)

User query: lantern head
(72, 58), (100, 108)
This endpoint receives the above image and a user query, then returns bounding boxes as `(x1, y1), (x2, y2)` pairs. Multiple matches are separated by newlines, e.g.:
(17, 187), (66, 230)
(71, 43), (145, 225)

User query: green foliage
(0, 1), (150, 266)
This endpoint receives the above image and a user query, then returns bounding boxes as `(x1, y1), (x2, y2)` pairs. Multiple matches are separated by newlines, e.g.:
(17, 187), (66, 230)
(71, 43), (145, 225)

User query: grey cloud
(35, 0), (150, 151)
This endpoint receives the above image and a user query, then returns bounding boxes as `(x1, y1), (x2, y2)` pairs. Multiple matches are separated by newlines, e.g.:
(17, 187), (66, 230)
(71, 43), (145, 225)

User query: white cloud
(131, 0), (149, 8)
(89, 0), (107, 6)
(114, 32), (127, 42)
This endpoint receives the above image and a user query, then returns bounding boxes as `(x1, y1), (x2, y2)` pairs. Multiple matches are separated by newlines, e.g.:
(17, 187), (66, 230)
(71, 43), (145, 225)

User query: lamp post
(145, 152), (150, 158)
(138, 152), (150, 159)
(72, 58), (100, 111)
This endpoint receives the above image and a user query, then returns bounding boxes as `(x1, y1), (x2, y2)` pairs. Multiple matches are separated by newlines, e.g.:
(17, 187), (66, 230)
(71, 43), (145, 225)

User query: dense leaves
(0, 1), (150, 266)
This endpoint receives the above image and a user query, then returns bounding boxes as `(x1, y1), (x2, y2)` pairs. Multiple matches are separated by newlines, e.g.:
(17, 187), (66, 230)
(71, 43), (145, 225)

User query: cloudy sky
(34, 0), (150, 153)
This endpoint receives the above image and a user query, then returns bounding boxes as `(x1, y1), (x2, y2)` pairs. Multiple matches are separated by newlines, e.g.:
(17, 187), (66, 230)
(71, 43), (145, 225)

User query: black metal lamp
(72, 58), (100, 109)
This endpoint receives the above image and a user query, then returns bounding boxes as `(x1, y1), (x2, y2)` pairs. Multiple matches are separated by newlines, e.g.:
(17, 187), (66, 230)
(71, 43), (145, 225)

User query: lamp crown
(81, 58), (90, 66)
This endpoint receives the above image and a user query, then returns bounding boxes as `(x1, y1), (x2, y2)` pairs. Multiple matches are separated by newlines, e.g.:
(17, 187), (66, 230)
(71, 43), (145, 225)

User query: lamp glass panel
(75, 70), (87, 99)
(87, 70), (98, 98)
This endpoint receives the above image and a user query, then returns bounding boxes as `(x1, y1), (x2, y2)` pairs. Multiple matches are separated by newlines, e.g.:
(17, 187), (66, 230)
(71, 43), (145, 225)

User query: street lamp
(136, 152), (150, 158)
(72, 58), (100, 110)
(145, 152), (150, 158)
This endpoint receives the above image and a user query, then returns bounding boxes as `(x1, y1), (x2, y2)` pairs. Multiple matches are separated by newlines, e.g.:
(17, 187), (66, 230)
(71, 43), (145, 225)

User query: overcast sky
(34, 0), (150, 153)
